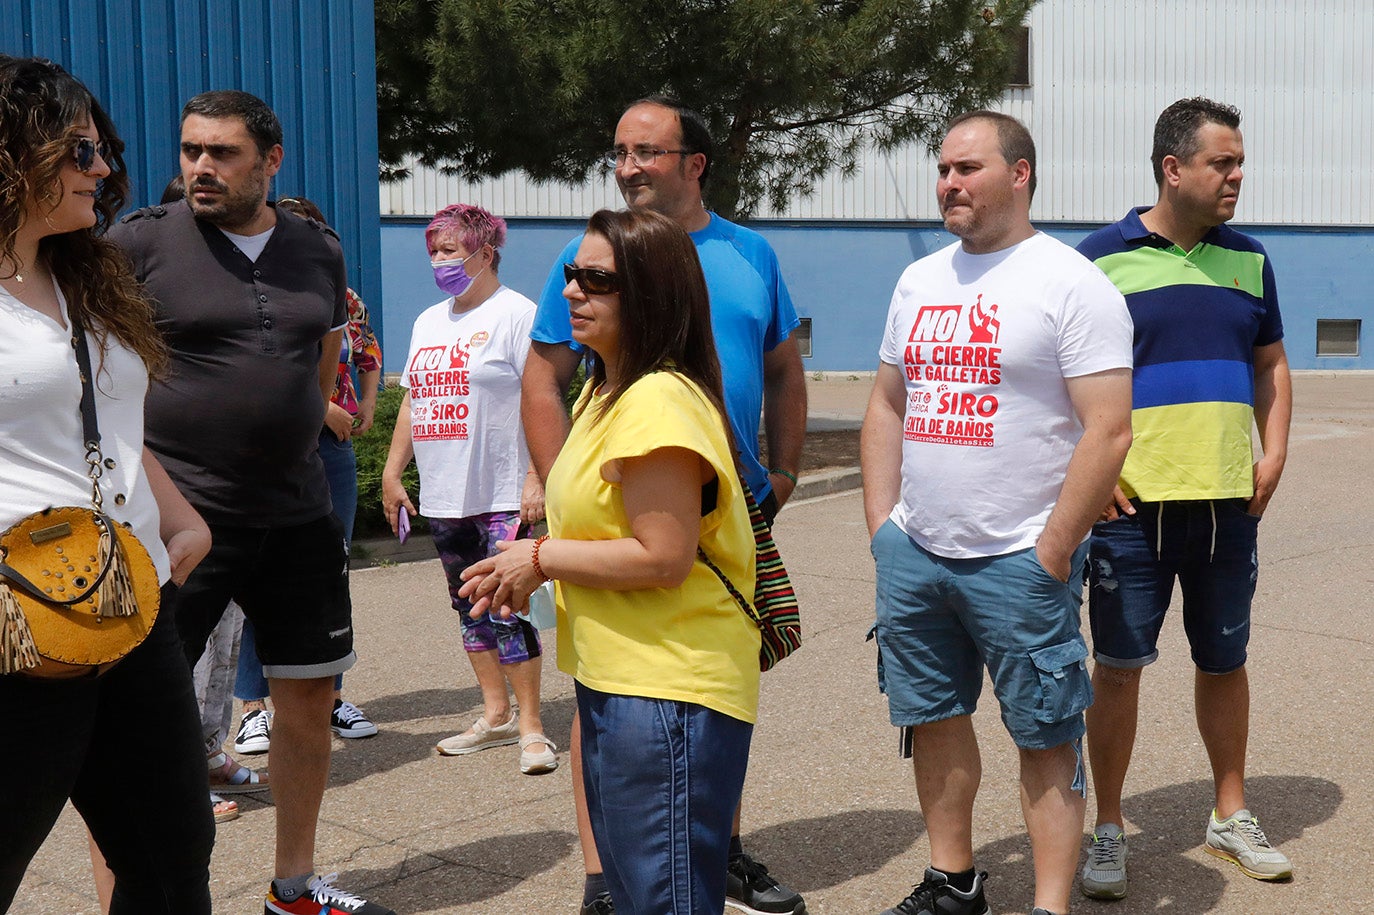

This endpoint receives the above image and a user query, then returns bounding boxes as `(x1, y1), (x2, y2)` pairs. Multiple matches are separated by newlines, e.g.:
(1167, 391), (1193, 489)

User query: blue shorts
(871, 520), (1092, 750)
(1087, 499), (1258, 675)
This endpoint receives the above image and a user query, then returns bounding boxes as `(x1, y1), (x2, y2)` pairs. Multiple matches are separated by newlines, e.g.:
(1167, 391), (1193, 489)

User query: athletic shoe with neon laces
(726, 851), (807, 914)
(1204, 808), (1292, 880)
(264, 873), (395, 914)
(1080, 823), (1127, 899)
(879, 867), (989, 915)
(330, 699), (378, 738)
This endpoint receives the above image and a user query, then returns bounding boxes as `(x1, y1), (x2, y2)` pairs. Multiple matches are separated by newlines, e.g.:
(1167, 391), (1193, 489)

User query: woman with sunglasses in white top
(0, 56), (214, 913)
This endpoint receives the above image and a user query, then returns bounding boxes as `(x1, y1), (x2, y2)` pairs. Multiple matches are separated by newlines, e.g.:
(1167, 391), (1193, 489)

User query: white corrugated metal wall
(381, 0), (1374, 226)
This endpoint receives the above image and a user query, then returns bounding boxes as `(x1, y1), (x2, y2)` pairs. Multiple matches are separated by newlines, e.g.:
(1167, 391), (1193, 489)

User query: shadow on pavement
(341, 829), (577, 912)
(974, 774), (1337, 913)
(743, 808), (925, 893)
(351, 686), (485, 723)
(324, 694), (579, 789)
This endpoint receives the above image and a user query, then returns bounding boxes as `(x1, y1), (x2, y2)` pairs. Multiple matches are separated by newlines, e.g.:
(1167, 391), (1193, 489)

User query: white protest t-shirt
(878, 232), (1133, 559)
(401, 286), (534, 518)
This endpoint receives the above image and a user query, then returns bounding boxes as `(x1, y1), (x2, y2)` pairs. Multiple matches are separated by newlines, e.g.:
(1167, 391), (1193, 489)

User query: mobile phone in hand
(397, 506), (411, 544)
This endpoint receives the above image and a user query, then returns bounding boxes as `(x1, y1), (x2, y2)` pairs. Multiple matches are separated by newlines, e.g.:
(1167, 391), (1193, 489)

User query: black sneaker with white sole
(330, 699), (378, 738)
(234, 708), (271, 755)
(726, 852), (807, 914)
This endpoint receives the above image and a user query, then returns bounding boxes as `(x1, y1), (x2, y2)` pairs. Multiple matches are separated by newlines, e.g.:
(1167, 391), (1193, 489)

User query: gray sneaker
(435, 711), (520, 756)
(1204, 809), (1292, 880)
(1080, 823), (1127, 899)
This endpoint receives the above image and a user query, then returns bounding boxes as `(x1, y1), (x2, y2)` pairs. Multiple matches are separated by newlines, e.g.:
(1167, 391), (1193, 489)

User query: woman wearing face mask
(380, 204), (555, 774)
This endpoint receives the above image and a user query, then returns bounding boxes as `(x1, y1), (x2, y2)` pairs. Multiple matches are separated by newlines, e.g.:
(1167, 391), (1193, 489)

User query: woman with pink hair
(381, 204), (555, 774)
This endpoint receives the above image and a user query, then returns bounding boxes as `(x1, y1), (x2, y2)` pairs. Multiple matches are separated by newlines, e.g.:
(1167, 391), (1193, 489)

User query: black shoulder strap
(69, 312), (101, 451)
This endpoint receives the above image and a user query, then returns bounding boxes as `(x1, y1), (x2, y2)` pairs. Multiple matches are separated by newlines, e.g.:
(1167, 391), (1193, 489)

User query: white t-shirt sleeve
(1056, 265), (1134, 378)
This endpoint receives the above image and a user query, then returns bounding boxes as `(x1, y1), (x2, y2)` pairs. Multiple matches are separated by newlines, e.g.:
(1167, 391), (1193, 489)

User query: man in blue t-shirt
(522, 97), (808, 915)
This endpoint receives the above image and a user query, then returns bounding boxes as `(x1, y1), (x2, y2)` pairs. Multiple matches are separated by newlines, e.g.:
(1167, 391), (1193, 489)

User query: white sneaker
(1204, 808), (1293, 880)
(435, 711), (520, 756)
(1081, 823), (1127, 899)
(233, 708), (271, 755)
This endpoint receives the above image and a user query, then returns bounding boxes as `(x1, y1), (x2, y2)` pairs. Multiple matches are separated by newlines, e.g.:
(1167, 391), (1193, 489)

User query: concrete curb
(790, 466), (863, 503)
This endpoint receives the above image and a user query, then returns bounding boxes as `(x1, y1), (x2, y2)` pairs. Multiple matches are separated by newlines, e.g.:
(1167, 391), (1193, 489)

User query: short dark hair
(626, 95), (713, 188)
(946, 110), (1038, 201)
(275, 195), (327, 224)
(578, 208), (730, 455)
(181, 90), (282, 156)
(1151, 97), (1242, 186)
(159, 174), (185, 205)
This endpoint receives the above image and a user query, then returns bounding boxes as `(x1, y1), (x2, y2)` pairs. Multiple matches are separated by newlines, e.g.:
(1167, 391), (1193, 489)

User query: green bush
(352, 365), (587, 540)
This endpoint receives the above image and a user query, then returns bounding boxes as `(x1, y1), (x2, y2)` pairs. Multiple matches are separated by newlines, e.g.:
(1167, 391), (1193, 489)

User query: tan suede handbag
(0, 317), (160, 678)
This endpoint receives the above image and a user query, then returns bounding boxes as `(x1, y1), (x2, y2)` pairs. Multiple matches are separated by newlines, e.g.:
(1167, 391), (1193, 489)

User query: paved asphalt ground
(14, 373), (1373, 914)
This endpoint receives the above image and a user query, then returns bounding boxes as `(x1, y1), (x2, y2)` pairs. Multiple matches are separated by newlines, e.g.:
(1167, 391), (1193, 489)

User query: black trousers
(0, 584), (214, 914)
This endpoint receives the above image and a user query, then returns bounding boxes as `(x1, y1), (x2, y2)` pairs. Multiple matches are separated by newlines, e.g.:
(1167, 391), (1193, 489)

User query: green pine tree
(377, 0), (1036, 219)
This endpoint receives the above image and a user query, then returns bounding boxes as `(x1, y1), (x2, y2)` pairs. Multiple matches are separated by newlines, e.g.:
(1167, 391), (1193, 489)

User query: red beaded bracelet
(531, 534), (552, 582)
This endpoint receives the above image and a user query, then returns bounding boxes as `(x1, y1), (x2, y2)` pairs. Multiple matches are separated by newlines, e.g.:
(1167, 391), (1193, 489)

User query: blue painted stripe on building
(380, 219), (1371, 374)
(1131, 359), (1254, 410)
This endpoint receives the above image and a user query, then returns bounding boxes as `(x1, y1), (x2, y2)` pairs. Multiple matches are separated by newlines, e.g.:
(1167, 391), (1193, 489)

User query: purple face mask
(432, 251), (484, 296)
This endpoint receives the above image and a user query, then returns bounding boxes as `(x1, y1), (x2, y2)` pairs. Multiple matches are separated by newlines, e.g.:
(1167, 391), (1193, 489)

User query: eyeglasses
(563, 263), (620, 295)
(601, 146), (692, 169)
(73, 137), (111, 173)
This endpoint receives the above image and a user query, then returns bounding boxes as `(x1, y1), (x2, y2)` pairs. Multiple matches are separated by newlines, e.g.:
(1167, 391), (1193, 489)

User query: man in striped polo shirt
(1075, 97), (1294, 900)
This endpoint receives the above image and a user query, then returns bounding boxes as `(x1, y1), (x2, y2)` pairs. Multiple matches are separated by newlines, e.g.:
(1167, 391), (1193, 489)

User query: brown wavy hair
(0, 56), (166, 373)
(574, 208), (735, 457)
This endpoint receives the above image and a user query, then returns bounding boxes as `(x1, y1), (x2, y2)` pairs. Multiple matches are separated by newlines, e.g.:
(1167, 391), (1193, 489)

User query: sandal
(208, 750), (270, 795)
(211, 792), (240, 824)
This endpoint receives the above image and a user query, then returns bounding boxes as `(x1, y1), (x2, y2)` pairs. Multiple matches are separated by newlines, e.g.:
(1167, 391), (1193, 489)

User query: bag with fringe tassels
(0, 316), (160, 677)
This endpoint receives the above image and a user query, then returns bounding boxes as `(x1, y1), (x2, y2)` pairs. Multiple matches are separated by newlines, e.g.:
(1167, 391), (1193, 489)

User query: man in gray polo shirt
(111, 90), (393, 915)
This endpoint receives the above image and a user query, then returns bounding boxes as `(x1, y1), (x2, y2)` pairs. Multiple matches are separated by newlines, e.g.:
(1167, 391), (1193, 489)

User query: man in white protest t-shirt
(861, 111), (1134, 915)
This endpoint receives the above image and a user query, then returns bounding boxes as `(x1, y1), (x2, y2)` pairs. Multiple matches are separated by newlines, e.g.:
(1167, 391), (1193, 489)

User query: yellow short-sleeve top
(546, 371), (761, 723)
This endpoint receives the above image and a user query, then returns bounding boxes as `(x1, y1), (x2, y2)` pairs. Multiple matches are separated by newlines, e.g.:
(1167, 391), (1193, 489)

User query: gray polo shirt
(110, 200), (347, 526)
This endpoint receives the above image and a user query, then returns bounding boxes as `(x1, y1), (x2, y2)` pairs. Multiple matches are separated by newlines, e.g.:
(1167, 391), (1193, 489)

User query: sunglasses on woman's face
(73, 137), (111, 173)
(563, 263), (620, 295)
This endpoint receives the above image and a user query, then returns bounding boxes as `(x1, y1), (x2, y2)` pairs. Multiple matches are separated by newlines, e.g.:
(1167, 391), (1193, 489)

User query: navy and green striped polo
(1077, 207), (1284, 502)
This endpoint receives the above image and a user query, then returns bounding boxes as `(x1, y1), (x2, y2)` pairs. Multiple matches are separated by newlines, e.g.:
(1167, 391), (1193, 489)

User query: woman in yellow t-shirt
(461, 208), (760, 914)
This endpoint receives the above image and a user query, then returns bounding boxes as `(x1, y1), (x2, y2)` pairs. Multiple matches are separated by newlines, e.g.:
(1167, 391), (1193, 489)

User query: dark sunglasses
(563, 263), (620, 295)
(73, 137), (111, 173)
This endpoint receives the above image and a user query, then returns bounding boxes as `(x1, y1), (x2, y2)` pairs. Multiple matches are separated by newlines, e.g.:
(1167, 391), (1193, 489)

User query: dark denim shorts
(871, 520), (1092, 750)
(170, 513), (355, 680)
(1088, 498), (1259, 675)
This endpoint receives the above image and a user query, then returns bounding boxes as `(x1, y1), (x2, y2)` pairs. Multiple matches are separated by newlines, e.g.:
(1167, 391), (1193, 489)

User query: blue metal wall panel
(1, 0), (382, 343)
(381, 219), (1373, 375)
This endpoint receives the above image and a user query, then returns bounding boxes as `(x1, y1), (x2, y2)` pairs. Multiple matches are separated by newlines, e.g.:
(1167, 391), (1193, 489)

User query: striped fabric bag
(698, 478), (802, 672)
